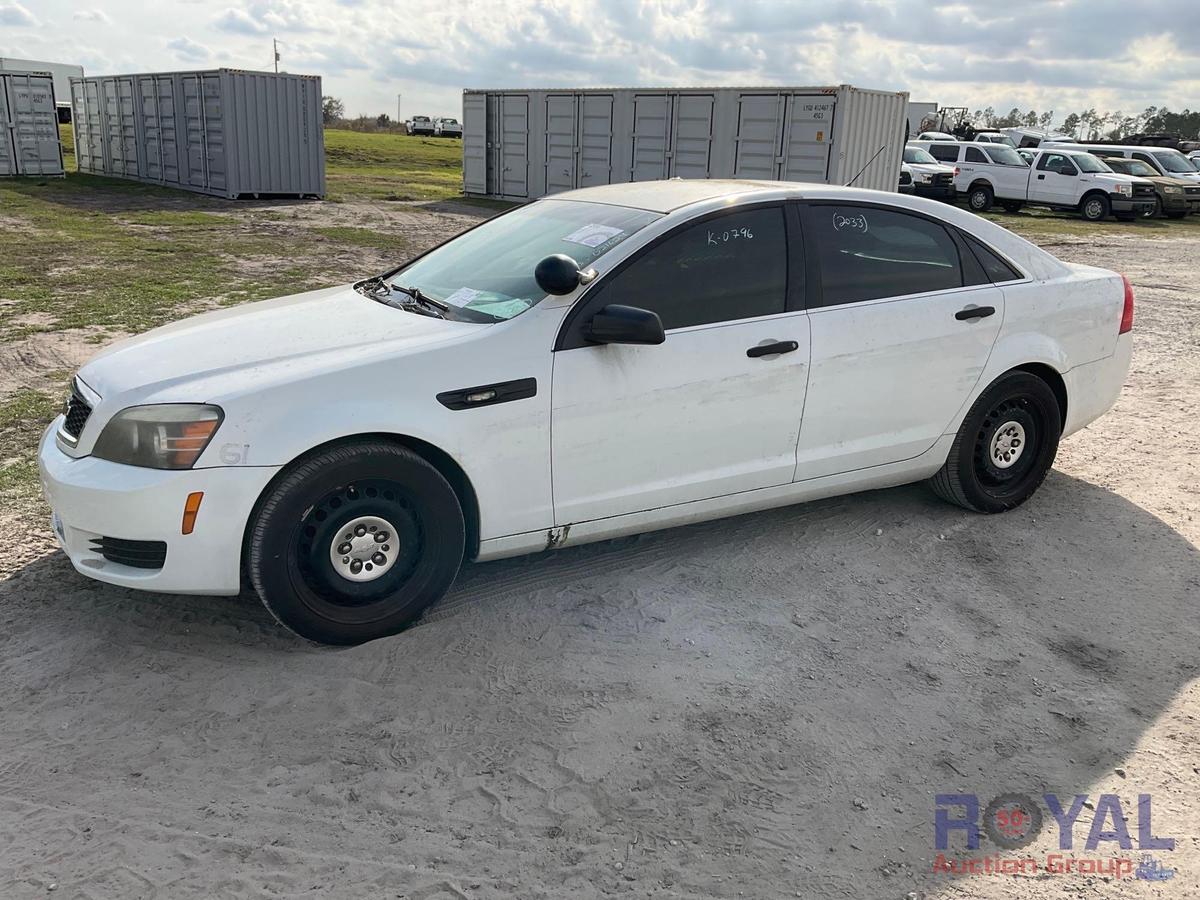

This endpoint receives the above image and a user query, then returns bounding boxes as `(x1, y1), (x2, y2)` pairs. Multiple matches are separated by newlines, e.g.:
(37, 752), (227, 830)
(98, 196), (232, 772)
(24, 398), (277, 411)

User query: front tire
(1000, 200), (1023, 213)
(1146, 196), (1163, 219)
(248, 442), (465, 645)
(929, 372), (1061, 513)
(1080, 193), (1111, 221)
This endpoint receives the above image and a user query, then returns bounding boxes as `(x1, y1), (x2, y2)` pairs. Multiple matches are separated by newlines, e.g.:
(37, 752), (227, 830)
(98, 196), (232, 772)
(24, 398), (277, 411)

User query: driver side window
(584, 207), (788, 331)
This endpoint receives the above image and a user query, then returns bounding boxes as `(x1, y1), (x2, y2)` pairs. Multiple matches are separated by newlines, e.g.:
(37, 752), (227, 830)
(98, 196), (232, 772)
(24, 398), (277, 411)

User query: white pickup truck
(910, 141), (1157, 220)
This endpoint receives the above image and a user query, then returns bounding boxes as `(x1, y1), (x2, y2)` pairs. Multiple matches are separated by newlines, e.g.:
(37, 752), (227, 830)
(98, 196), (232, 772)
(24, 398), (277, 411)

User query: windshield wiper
(391, 284), (449, 316)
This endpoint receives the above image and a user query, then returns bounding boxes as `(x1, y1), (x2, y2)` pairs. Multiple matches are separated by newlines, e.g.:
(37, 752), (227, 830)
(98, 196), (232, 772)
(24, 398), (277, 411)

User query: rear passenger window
(963, 234), (1022, 283)
(929, 144), (959, 163)
(966, 147), (988, 163)
(808, 206), (962, 305)
(591, 207), (788, 330)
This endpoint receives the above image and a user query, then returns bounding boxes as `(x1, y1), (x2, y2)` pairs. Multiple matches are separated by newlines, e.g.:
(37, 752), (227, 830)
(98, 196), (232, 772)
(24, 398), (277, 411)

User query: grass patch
(0, 388), (61, 505)
(324, 130), (463, 202)
(311, 226), (415, 252)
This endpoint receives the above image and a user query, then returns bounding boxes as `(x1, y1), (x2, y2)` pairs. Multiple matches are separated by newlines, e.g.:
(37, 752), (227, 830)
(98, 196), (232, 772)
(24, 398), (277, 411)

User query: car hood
(906, 162), (954, 175)
(79, 284), (481, 402)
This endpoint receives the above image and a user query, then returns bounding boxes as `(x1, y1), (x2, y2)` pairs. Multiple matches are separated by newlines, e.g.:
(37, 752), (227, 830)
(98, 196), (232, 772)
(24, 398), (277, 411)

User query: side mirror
(535, 254), (582, 296)
(585, 304), (665, 346)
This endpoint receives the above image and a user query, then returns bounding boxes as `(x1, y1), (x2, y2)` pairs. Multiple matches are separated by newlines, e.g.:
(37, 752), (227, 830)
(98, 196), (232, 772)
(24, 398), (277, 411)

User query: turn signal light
(1119, 275), (1134, 334)
(182, 491), (204, 535)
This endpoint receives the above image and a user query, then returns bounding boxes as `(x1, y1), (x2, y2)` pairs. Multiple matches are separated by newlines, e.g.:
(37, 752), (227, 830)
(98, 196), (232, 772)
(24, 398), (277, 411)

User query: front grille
(931, 172), (953, 186)
(62, 384), (92, 440)
(1185, 186), (1200, 197)
(89, 537), (168, 570)
(1133, 184), (1156, 200)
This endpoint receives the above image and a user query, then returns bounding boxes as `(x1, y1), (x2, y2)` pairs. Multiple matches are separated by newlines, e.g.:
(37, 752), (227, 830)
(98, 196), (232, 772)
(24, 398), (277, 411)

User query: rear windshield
(983, 146), (1027, 166)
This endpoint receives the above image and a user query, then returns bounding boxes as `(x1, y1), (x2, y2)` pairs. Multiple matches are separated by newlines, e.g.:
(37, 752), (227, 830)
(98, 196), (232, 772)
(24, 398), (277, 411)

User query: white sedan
(39, 180), (1134, 645)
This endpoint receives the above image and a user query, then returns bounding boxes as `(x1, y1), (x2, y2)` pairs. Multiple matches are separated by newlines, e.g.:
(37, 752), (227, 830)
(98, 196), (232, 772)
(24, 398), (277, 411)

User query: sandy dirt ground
(0, 214), (1197, 899)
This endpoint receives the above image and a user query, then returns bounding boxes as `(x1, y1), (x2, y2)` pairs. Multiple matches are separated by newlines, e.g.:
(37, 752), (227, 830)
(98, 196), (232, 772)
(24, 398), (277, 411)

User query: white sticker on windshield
(563, 224), (624, 248)
(443, 287), (483, 307)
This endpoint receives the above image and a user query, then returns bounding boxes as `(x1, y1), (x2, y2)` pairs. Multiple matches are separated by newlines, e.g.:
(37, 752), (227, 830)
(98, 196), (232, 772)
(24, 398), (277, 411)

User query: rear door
(551, 204), (810, 524)
(794, 201), (1005, 479)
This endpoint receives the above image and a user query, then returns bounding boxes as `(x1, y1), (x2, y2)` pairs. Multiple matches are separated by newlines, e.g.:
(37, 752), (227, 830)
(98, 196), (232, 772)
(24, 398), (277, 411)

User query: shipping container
(0, 71), (66, 177)
(462, 84), (908, 200)
(0, 57), (82, 121)
(70, 68), (325, 199)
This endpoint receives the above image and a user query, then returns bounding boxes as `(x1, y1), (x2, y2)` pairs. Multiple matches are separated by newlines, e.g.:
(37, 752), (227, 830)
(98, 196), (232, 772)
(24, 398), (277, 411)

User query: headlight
(1113, 183), (1132, 195)
(921, 174), (933, 182)
(1163, 185), (1182, 194)
(92, 404), (223, 469)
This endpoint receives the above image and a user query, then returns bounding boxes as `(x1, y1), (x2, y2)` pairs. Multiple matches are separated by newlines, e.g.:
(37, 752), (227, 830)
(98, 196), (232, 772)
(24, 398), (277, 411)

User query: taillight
(1119, 274), (1134, 334)
(954, 166), (960, 176)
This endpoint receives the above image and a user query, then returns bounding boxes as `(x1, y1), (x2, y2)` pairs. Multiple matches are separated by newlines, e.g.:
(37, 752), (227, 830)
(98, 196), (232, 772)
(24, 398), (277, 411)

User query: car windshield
(385, 200), (660, 322)
(984, 146), (1026, 166)
(1151, 150), (1196, 174)
(1074, 154), (1111, 173)
(903, 147), (937, 164)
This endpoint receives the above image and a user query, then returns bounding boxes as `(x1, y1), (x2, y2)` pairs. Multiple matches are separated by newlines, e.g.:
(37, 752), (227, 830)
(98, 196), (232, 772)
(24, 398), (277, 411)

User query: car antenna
(845, 144), (890, 187)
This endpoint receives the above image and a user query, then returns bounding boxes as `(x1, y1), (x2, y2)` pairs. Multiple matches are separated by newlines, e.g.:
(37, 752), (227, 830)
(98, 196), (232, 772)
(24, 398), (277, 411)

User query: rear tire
(248, 442), (465, 645)
(1000, 200), (1023, 213)
(967, 184), (994, 212)
(929, 372), (1061, 513)
(1080, 193), (1111, 221)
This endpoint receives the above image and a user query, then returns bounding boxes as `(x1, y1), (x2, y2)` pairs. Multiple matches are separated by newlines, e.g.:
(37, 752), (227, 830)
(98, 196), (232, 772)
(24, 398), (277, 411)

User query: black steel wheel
(930, 372), (1061, 513)
(248, 442), (465, 644)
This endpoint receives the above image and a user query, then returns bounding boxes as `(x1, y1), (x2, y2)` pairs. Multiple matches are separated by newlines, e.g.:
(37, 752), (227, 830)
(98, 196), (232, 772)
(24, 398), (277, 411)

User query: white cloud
(0, 1), (36, 26)
(2, 0), (1197, 124)
(167, 36), (211, 62)
(74, 9), (111, 23)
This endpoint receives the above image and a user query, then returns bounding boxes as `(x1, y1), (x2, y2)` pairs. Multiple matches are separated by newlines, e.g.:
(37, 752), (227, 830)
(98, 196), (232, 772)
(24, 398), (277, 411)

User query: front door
(1030, 152), (1079, 206)
(794, 202), (1005, 479)
(551, 205), (810, 524)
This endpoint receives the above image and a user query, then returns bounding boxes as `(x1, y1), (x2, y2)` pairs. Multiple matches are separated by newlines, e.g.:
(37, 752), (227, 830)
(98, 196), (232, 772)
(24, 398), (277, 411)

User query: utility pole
(273, 39), (280, 73)
(396, 93), (402, 123)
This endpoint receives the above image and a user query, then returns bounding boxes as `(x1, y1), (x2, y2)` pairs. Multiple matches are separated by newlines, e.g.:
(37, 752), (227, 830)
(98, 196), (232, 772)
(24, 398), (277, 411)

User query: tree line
(948, 106), (1200, 140)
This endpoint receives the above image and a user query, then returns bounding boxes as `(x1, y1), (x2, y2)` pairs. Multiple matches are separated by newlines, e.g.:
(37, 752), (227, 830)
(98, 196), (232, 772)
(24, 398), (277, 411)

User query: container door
(103, 77), (138, 177)
(544, 93), (577, 195)
(6, 74), (62, 176)
(577, 93), (613, 187)
(498, 94), (528, 198)
(181, 75), (206, 187)
(734, 93), (785, 179)
(485, 94), (500, 195)
(631, 93), (671, 181)
(201, 74), (226, 193)
(0, 80), (14, 176)
(73, 79), (105, 174)
(780, 95), (834, 183)
(670, 93), (713, 179)
(140, 75), (179, 184)
(462, 93), (487, 194)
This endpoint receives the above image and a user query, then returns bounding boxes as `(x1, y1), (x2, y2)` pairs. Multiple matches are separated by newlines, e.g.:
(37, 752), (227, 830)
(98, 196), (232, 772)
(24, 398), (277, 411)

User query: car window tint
(965, 147), (987, 163)
(929, 144), (960, 162)
(593, 207), (788, 330)
(963, 233), (1022, 283)
(810, 206), (962, 305)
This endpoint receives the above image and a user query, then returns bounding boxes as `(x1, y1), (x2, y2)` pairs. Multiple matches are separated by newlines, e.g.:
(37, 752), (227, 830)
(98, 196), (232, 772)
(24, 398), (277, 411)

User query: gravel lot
(0, 208), (1197, 899)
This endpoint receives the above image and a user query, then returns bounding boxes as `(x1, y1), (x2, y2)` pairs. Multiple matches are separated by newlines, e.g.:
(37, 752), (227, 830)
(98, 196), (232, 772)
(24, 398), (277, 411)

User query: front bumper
(1109, 195), (1156, 215)
(38, 419), (280, 595)
(913, 181), (955, 199)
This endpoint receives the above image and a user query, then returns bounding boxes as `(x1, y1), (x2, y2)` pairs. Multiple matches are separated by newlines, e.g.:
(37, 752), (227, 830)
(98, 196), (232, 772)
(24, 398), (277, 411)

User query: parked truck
(910, 140), (1157, 220)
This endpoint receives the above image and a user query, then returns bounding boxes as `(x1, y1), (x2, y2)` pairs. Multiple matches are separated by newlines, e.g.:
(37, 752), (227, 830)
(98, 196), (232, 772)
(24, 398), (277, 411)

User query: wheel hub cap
(330, 514), (397, 582)
(989, 420), (1026, 469)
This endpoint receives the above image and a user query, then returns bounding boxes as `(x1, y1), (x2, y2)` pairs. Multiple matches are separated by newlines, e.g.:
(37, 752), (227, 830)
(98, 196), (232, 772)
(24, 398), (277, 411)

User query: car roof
(549, 179), (795, 212)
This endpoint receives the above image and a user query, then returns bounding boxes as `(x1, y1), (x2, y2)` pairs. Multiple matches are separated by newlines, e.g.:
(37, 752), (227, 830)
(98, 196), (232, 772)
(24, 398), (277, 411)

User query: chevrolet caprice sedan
(39, 180), (1134, 644)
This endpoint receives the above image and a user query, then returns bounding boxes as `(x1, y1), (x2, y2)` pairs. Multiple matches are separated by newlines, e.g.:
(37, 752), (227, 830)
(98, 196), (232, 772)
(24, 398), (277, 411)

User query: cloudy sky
(3, 0), (1197, 122)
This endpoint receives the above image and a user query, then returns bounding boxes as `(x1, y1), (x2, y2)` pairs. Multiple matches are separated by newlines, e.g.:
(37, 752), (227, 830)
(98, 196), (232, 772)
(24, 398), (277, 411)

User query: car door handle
(955, 305), (996, 321)
(1037, 173), (1046, 180)
(746, 340), (799, 358)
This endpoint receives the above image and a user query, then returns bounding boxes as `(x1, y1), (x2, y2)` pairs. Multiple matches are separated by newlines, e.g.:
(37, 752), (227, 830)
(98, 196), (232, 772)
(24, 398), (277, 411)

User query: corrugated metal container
(70, 68), (325, 199)
(0, 71), (65, 177)
(0, 58), (83, 118)
(462, 84), (908, 200)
